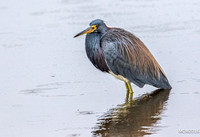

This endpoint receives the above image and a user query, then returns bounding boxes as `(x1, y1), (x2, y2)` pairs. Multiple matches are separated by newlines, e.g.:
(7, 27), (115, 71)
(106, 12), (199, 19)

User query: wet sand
(0, 0), (200, 136)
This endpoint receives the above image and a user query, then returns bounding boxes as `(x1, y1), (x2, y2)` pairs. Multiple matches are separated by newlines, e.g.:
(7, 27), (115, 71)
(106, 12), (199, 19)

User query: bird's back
(101, 28), (171, 89)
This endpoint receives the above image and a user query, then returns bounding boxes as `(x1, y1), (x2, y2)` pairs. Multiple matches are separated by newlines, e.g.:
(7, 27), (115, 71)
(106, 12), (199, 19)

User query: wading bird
(74, 19), (171, 95)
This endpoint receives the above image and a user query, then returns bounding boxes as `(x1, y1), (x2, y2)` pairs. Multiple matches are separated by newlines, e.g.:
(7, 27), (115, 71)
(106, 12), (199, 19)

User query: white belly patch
(108, 70), (129, 83)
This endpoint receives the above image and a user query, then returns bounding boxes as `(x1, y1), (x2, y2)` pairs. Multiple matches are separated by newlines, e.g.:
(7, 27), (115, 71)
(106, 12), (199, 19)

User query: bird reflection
(93, 89), (170, 137)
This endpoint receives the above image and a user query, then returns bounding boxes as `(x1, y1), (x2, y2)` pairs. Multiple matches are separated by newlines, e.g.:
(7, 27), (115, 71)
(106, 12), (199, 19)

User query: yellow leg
(125, 82), (129, 92)
(125, 82), (130, 102)
(125, 81), (133, 102)
(127, 81), (133, 94)
(125, 89), (129, 103)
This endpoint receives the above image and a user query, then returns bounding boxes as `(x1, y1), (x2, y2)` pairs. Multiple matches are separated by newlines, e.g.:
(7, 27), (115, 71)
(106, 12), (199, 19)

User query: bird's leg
(125, 81), (134, 102)
(125, 90), (129, 103)
(125, 82), (129, 103)
(127, 82), (133, 101)
(127, 81), (134, 94)
(125, 82), (129, 93)
(129, 91), (133, 102)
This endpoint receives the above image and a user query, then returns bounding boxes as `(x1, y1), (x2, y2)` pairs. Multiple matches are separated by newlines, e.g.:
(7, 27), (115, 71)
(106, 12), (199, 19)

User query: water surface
(0, 0), (200, 136)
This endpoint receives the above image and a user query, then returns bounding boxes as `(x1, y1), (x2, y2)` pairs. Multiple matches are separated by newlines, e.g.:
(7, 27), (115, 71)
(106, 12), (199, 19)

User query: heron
(74, 19), (171, 95)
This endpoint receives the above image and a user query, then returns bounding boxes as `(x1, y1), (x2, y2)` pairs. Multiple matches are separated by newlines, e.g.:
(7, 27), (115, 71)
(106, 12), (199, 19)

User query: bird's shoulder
(101, 28), (147, 53)
(101, 28), (133, 43)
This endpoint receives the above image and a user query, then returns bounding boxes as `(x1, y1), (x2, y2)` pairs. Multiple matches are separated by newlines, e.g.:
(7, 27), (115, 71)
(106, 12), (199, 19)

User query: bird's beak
(74, 25), (97, 38)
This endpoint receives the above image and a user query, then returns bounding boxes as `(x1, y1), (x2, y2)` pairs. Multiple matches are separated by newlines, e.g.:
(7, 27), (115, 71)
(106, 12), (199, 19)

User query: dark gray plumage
(85, 32), (109, 72)
(74, 19), (171, 92)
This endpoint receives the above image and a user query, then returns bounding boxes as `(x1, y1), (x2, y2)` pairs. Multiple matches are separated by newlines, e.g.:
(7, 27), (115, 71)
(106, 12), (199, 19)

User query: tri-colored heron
(74, 19), (171, 95)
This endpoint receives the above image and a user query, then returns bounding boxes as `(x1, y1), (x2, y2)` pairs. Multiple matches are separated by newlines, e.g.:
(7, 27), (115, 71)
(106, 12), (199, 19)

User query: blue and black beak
(74, 25), (97, 38)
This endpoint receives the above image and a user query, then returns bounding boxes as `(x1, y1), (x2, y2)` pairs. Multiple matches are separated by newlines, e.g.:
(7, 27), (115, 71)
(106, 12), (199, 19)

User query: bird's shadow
(92, 89), (171, 137)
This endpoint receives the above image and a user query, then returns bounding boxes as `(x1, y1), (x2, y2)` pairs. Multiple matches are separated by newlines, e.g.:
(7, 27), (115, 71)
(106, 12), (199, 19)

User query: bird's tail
(155, 70), (172, 89)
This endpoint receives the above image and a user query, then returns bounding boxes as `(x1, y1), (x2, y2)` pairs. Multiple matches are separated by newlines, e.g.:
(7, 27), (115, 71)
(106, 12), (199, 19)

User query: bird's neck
(102, 27), (110, 36)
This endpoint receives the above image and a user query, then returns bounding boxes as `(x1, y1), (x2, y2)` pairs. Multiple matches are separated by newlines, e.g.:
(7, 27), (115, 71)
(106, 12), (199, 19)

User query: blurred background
(0, 0), (200, 136)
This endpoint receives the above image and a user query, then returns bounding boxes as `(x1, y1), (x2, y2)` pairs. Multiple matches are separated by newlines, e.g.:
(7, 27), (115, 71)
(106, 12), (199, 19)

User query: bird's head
(74, 19), (108, 38)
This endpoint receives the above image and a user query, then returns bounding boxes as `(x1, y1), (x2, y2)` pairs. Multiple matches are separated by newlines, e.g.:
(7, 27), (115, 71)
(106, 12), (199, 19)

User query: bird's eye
(92, 25), (97, 30)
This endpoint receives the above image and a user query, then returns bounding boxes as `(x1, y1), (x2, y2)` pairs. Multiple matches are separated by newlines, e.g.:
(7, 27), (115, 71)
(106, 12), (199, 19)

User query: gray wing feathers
(101, 28), (171, 89)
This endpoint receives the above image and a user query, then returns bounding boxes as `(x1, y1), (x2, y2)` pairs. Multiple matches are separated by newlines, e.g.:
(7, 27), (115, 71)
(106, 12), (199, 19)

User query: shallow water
(0, 0), (200, 136)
